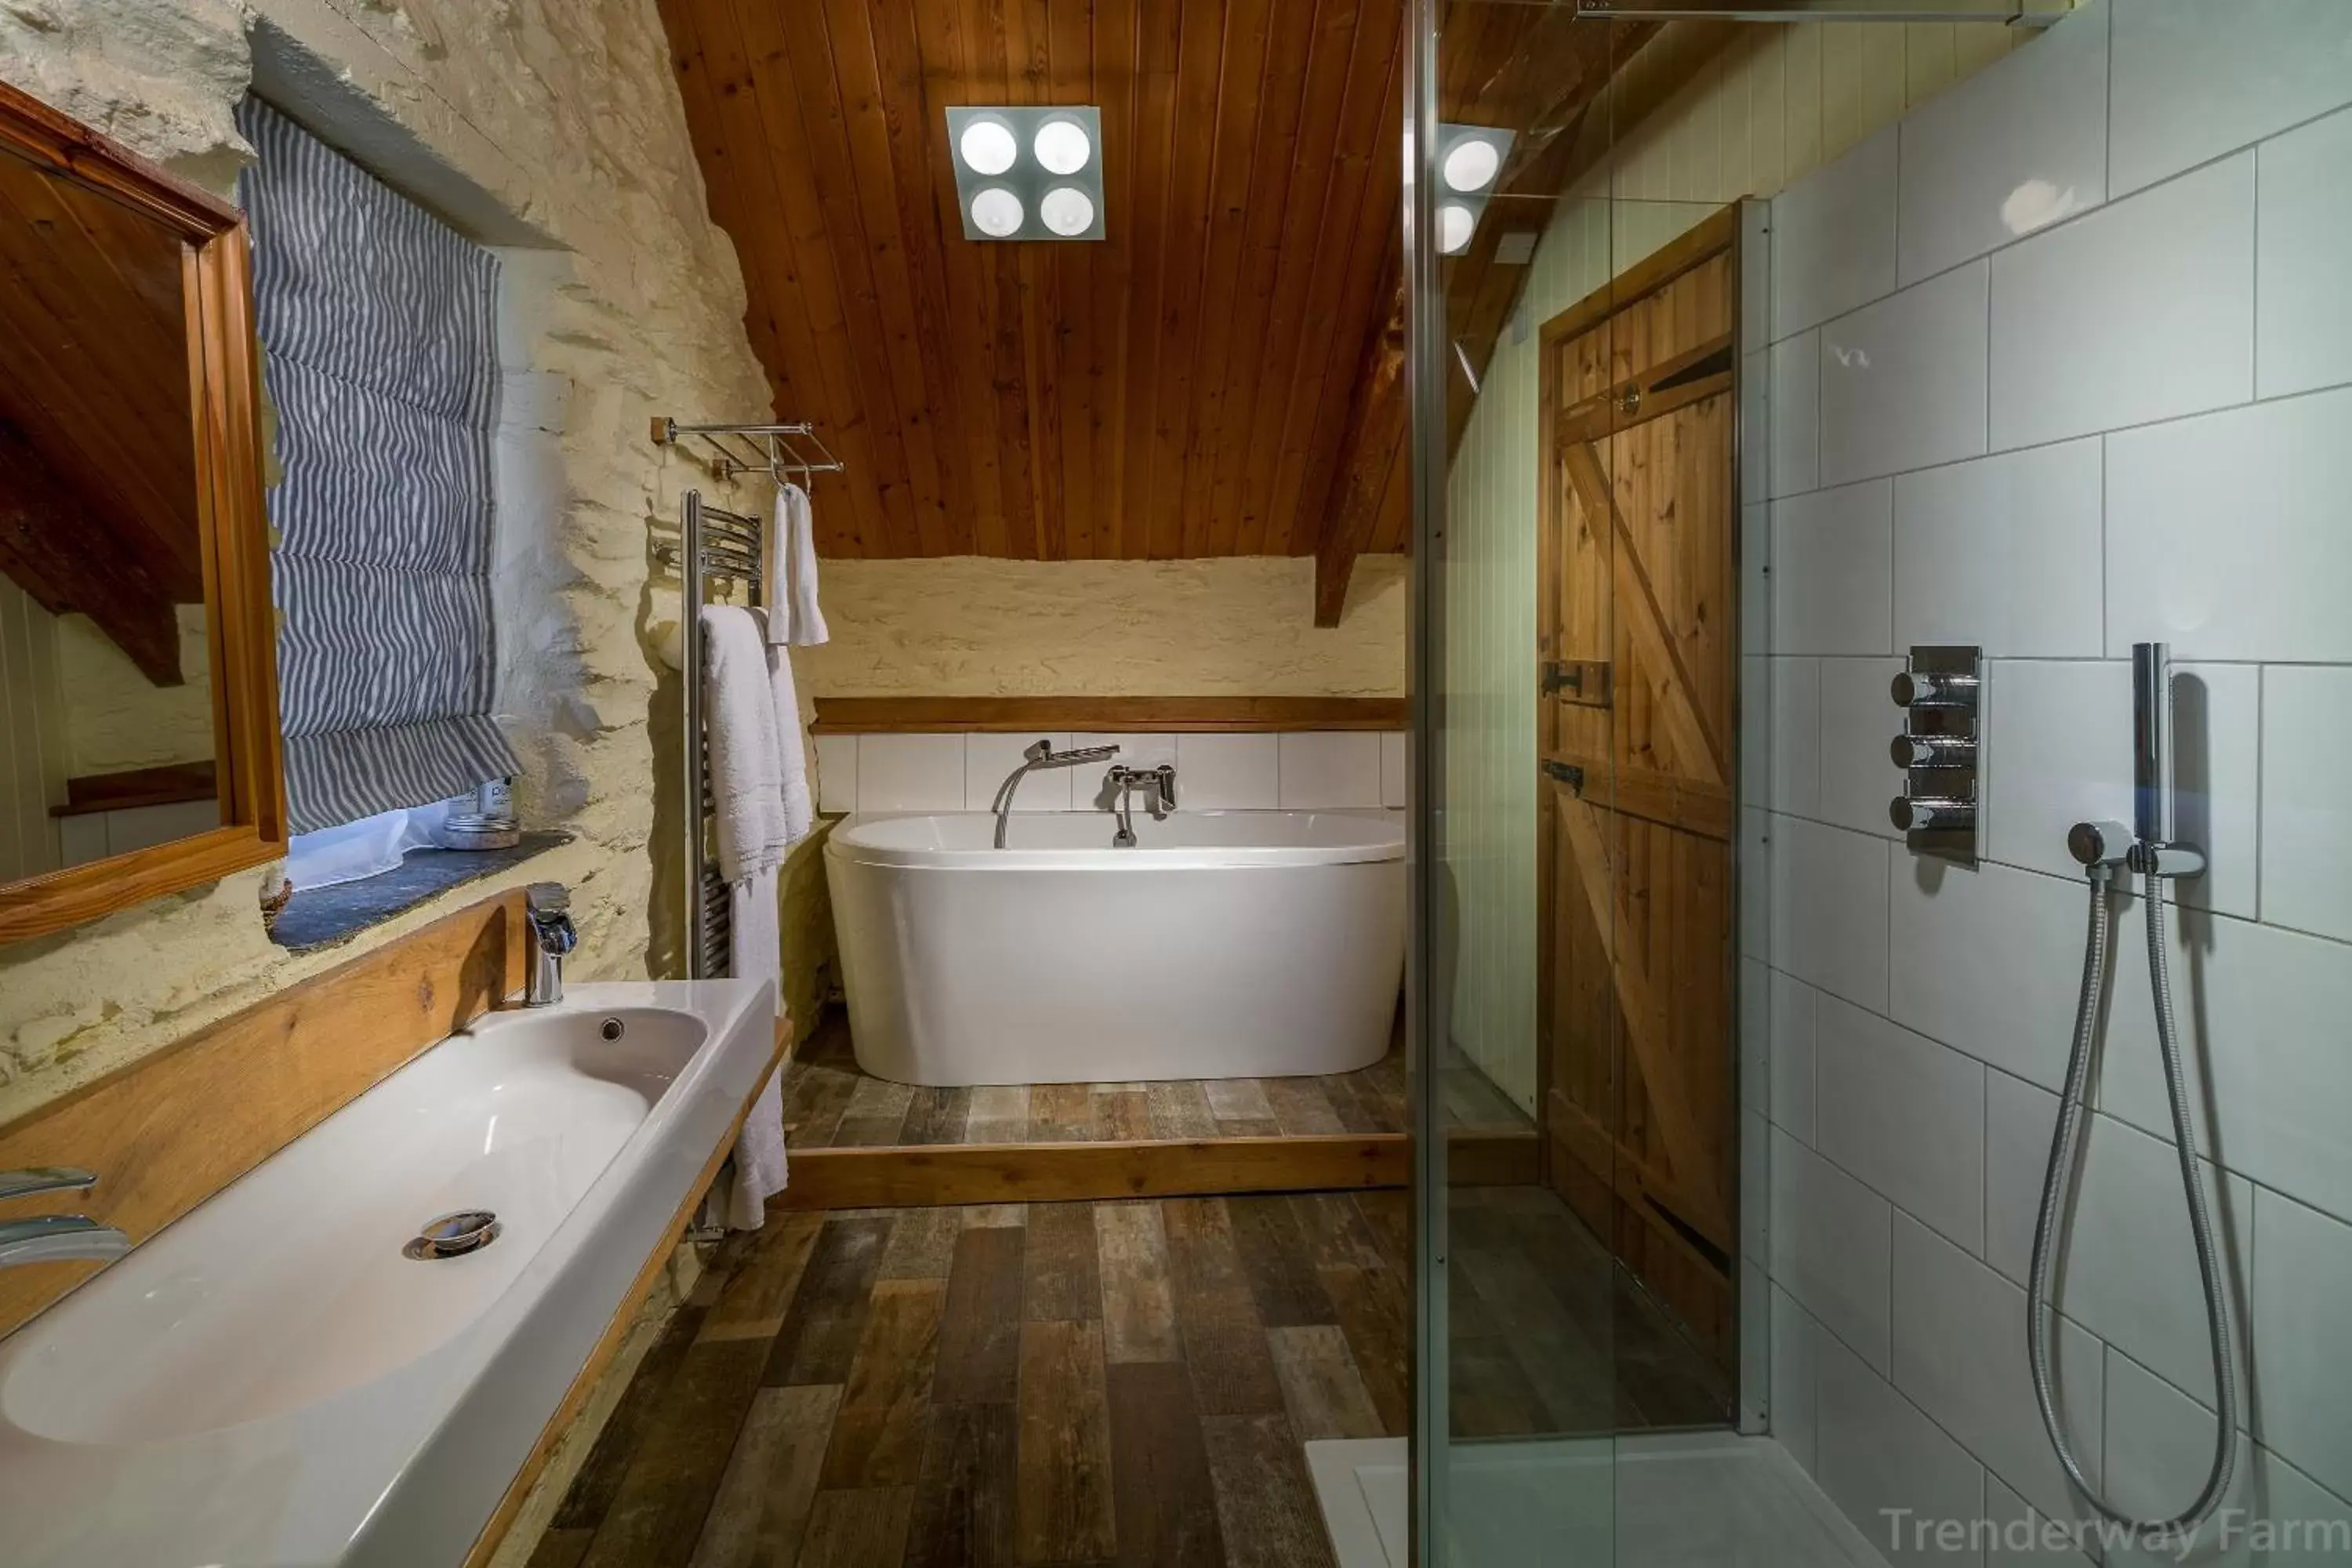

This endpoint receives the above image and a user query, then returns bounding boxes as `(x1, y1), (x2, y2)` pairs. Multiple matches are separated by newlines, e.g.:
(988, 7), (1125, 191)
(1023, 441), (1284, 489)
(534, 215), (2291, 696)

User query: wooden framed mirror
(0, 80), (284, 945)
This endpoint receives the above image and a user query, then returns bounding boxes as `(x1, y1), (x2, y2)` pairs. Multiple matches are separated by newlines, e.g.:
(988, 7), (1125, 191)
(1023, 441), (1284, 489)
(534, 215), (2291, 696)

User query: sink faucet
(524, 882), (577, 1007)
(992, 739), (1120, 848)
(0, 1168), (129, 1269)
(1106, 764), (1177, 848)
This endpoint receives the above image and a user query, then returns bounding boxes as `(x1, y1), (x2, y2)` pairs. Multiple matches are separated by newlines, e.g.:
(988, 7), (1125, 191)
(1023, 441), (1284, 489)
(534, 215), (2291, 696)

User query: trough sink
(0, 978), (775, 1568)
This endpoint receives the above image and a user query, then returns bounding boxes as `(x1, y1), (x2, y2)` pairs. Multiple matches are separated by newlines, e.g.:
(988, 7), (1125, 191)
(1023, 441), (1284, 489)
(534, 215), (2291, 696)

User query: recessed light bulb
(971, 187), (1025, 238)
(959, 118), (1018, 176)
(1034, 119), (1092, 176)
(1438, 203), (1475, 255)
(1443, 137), (1501, 193)
(1040, 186), (1095, 237)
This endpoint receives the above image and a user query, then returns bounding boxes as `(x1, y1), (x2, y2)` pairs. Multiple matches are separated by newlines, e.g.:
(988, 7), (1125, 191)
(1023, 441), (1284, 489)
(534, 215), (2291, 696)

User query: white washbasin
(0, 979), (775, 1567)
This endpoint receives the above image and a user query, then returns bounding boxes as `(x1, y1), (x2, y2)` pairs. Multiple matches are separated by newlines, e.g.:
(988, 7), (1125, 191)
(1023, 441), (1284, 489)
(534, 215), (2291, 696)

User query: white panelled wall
(1751, 2), (2352, 1560)
(811, 731), (1407, 817)
(1442, 14), (2031, 1120)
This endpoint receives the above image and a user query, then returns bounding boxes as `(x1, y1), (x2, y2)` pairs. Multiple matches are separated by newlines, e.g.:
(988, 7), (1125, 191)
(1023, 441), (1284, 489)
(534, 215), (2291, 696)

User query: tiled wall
(1442, 16), (2026, 1120)
(1751, 2), (2352, 1557)
(811, 730), (1409, 817)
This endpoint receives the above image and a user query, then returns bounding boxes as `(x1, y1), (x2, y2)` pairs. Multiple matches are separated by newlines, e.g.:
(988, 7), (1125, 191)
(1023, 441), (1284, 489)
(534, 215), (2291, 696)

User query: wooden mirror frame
(0, 81), (285, 945)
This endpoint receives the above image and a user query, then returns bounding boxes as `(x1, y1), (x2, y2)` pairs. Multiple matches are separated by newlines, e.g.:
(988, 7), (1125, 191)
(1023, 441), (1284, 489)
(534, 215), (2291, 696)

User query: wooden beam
(1314, 276), (1406, 629)
(775, 1125), (1537, 1210)
(0, 417), (185, 686)
(810, 695), (1407, 735)
(53, 760), (217, 817)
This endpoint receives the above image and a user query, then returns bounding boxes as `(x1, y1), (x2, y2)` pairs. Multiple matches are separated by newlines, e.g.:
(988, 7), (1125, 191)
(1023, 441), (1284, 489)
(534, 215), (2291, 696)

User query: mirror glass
(0, 139), (219, 883)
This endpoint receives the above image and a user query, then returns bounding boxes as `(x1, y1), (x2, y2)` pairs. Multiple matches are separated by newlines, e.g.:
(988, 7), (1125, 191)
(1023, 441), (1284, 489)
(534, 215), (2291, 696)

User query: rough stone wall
(57, 606), (215, 775)
(800, 554), (1409, 698)
(0, 0), (779, 1122)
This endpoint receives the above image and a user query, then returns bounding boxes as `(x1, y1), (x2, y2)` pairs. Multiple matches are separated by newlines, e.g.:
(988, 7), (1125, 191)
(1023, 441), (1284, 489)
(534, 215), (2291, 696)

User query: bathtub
(826, 810), (1405, 1087)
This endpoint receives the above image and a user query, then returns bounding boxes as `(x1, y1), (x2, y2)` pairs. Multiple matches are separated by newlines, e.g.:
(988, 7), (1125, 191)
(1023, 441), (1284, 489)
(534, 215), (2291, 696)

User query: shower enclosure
(1388, 2), (2352, 1564)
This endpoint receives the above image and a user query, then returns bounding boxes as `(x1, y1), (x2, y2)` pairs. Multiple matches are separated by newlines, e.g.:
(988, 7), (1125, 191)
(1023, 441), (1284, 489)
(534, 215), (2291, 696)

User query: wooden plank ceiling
(655, 0), (1665, 567)
(0, 147), (199, 683)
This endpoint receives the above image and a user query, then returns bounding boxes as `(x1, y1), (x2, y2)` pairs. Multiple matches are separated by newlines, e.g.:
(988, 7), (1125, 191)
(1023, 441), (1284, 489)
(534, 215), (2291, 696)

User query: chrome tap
(524, 882), (577, 1007)
(0, 1168), (129, 1269)
(1106, 764), (1177, 848)
(991, 739), (1120, 848)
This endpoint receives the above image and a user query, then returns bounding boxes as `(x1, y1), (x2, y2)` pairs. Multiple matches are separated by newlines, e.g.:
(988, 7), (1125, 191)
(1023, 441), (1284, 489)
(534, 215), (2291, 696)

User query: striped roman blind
(235, 97), (518, 835)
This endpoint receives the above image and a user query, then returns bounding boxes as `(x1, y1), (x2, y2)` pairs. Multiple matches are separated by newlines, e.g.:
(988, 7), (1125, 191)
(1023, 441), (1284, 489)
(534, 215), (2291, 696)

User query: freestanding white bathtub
(826, 810), (1405, 1086)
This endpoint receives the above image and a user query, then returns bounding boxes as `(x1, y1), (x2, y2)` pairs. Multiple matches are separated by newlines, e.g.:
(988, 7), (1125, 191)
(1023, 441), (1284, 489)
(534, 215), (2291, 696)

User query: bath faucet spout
(1106, 764), (1177, 848)
(993, 739), (1120, 848)
(524, 883), (577, 1007)
(0, 1169), (127, 1270)
(0, 1214), (130, 1269)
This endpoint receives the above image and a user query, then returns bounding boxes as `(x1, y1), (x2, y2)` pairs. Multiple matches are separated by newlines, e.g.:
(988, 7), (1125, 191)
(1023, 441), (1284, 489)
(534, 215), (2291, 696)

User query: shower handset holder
(1887, 644), (1982, 869)
(2069, 642), (2205, 880)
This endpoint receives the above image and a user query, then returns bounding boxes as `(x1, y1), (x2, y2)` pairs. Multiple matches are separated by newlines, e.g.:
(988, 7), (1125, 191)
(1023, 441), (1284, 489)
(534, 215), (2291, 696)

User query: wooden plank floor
(782, 1009), (1530, 1151)
(528, 1182), (1730, 1567)
(531, 1194), (1410, 1568)
(1446, 1184), (1731, 1433)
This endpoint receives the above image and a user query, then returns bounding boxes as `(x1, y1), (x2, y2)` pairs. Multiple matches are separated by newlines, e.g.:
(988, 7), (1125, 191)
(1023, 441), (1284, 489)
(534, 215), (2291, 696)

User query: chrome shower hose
(2027, 866), (2241, 1539)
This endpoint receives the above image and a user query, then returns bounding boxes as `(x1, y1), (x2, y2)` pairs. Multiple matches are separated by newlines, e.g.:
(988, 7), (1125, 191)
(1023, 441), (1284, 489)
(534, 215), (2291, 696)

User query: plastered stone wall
(799, 553), (1409, 698)
(58, 605), (215, 775)
(0, 0), (785, 1122)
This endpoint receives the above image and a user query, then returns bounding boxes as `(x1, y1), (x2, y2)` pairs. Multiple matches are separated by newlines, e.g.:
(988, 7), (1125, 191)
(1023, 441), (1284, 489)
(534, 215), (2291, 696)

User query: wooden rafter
(0, 418), (184, 685)
(1313, 274), (1406, 626)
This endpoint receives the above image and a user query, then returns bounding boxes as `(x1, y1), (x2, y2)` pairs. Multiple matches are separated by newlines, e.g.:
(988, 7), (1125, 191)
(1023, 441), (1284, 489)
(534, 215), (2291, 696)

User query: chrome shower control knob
(2067, 820), (2134, 868)
(1890, 669), (1980, 707)
(1890, 796), (1974, 833)
(1889, 734), (1975, 768)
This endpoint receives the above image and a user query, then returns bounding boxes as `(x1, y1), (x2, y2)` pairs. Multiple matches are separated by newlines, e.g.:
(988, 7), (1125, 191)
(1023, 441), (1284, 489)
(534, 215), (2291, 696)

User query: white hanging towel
(700, 605), (789, 883)
(770, 481), (830, 648)
(720, 865), (787, 1229)
(699, 603), (818, 1228)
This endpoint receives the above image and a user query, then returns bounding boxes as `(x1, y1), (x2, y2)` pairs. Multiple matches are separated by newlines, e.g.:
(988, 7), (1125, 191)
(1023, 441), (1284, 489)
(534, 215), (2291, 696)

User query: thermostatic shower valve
(1889, 644), (1982, 869)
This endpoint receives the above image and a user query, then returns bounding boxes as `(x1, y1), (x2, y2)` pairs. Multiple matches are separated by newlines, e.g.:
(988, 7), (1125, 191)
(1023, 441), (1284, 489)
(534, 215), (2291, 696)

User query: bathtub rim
(824, 808), (1405, 872)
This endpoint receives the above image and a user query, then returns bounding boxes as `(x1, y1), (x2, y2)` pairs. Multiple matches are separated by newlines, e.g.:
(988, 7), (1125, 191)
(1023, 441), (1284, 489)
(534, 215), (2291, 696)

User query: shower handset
(2032, 642), (2239, 1541)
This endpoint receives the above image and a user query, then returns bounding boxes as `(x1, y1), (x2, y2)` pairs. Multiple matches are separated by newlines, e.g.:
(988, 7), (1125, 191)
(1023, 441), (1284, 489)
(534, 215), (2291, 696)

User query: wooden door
(1536, 209), (1740, 1377)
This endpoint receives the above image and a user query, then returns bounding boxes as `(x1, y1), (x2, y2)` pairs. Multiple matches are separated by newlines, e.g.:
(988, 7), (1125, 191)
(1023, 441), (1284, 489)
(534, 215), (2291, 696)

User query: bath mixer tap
(0, 1167), (129, 1270)
(1107, 764), (1176, 848)
(524, 882), (577, 1007)
(992, 739), (1120, 848)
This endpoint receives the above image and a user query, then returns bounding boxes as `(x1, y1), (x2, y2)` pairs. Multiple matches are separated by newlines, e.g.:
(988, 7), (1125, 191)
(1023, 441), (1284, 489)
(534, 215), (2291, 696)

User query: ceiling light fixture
(971, 187), (1026, 238)
(1039, 186), (1095, 238)
(959, 117), (1018, 177)
(947, 106), (1106, 241)
(1433, 123), (1515, 257)
(1033, 117), (1093, 176)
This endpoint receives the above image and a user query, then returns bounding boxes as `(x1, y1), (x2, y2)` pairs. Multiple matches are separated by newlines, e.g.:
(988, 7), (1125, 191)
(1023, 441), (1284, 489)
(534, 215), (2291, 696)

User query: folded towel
(772, 481), (829, 648)
(701, 605), (789, 884)
(757, 608), (816, 844)
(717, 865), (788, 1229)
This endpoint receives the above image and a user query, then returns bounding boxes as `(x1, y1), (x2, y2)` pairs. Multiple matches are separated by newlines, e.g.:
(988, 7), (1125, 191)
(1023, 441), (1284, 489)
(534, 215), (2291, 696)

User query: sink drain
(404, 1210), (502, 1261)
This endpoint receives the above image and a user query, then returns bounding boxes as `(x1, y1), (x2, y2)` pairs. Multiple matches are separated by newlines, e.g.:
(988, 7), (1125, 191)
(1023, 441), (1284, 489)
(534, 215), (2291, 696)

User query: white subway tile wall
(1756, 2), (2352, 1549)
(812, 730), (1396, 818)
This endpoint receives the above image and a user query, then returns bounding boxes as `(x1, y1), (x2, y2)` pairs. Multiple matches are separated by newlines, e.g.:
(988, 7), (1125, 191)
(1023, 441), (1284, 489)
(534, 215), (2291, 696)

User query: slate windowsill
(267, 831), (572, 954)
